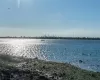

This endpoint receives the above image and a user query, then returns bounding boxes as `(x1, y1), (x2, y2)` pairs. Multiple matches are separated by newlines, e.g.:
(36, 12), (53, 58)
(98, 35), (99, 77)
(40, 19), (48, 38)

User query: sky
(0, 0), (100, 37)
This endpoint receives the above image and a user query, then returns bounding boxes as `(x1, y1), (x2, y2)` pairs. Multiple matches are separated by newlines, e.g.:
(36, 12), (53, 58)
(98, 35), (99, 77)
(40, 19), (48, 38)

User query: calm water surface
(0, 39), (100, 72)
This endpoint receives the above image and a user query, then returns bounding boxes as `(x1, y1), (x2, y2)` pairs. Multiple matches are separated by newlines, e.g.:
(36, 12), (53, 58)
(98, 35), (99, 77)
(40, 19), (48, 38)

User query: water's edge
(0, 54), (100, 80)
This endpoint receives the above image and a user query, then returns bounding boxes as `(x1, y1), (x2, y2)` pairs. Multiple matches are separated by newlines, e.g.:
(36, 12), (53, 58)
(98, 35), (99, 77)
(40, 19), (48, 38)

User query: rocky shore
(0, 54), (100, 80)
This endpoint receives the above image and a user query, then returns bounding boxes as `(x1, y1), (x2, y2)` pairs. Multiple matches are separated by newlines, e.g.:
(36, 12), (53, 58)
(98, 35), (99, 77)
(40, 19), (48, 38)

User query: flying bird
(8, 8), (10, 10)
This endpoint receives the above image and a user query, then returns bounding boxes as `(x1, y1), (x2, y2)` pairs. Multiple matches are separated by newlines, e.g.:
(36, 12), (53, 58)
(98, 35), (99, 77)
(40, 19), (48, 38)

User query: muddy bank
(0, 69), (55, 80)
(0, 54), (100, 80)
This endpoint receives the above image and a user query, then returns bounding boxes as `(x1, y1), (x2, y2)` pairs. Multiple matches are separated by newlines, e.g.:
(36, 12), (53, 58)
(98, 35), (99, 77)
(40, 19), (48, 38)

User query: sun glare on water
(7, 39), (46, 59)
(9, 39), (27, 45)
(8, 39), (28, 57)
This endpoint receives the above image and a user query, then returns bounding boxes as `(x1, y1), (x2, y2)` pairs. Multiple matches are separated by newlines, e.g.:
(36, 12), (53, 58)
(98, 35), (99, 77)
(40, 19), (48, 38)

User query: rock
(43, 66), (46, 69)
(79, 60), (83, 63)
(36, 76), (50, 80)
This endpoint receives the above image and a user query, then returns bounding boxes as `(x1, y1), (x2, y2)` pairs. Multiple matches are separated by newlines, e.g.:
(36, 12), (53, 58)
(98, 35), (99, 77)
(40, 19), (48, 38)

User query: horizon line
(0, 36), (100, 40)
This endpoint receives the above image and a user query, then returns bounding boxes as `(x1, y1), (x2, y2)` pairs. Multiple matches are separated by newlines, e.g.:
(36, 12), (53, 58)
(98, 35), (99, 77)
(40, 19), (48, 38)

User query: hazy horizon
(0, 0), (100, 37)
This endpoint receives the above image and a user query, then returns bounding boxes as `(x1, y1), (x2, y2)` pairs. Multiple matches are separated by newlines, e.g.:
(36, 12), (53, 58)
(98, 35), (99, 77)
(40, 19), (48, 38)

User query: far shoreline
(0, 37), (100, 40)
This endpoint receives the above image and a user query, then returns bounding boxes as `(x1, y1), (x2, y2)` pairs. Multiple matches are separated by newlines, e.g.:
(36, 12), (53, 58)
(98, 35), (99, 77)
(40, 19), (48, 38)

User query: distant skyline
(0, 0), (100, 37)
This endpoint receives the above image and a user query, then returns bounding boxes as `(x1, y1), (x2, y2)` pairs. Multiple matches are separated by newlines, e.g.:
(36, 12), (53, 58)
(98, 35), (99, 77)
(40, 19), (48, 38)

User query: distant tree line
(0, 36), (100, 40)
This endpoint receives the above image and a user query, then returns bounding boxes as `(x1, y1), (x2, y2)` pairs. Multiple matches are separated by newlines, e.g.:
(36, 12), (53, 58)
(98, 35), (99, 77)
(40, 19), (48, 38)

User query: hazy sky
(0, 0), (100, 37)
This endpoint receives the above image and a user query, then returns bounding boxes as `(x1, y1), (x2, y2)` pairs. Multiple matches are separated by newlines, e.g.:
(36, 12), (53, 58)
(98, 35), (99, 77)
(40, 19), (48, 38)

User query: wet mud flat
(0, 54), (100, 80)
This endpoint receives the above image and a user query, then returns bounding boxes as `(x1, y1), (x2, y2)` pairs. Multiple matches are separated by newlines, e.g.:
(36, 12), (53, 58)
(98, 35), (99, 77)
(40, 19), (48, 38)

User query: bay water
(0, 39), (100, 72)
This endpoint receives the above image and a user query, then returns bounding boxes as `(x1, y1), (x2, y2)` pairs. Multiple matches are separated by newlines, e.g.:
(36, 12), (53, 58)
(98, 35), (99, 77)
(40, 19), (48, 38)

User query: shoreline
(0, 37), (100, 40)
(0, 54), (100, 80)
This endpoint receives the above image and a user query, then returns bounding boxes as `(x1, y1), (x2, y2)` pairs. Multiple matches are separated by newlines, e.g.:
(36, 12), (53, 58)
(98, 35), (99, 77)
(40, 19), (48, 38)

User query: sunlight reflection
(6, 39), (47, 60)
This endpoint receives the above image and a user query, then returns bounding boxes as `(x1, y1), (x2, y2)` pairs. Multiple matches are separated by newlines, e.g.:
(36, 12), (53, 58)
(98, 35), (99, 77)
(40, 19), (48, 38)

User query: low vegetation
(0, 54), (100, 80)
